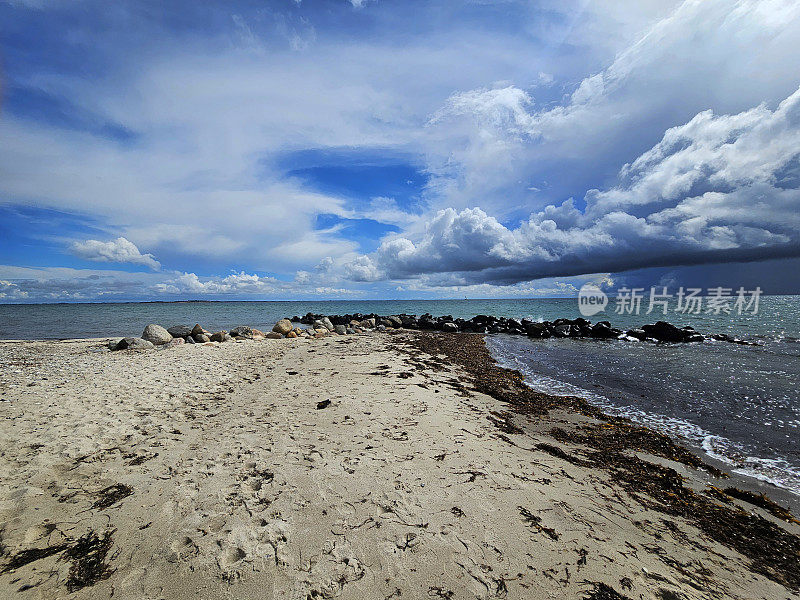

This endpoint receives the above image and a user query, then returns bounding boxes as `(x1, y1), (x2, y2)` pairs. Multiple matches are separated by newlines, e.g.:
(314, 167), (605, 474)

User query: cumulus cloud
(70, 237), (161, 270)
(347, 86), (800, 284)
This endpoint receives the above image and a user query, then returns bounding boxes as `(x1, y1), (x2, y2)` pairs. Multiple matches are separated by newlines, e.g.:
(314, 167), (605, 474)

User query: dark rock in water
(142, 324), (172, 345)
(442, 322), (459, 333)
(641, 321), (687, 343)
(626, 329), (648, 341)
(553, 324), (571, 338)
(230, 325), (254, 338)
(290, 315), (301, 322)
(167, 325), (192, 338)
(591, 322), (618, 339)
(524, 321), (550, 338)
(193, 333), (210, 343)
(113, 337), (155, 351)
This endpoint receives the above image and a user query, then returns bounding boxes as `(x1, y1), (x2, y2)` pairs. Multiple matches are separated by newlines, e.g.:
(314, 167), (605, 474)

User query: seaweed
(722, 487), (800, 524)
(62, 530), (115, 592)
(1, 544), (67, 573)
(583, 582), (632, 600)
(92, 483), (133, 509)
(395, 331), (800, 591)
(518, 506), (559, 540)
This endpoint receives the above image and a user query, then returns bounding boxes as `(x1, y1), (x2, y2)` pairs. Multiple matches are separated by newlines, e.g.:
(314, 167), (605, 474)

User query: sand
(1, 333), (798, 599)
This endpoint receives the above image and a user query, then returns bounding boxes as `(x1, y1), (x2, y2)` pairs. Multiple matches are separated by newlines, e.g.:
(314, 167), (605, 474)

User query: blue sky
(1, 0), (799, 302)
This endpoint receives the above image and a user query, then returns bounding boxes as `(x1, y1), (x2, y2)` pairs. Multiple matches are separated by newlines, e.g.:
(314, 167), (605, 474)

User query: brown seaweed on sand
(395, 331), (800, 591)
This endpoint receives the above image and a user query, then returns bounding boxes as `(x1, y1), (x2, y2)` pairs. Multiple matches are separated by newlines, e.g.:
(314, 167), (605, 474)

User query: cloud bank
(70, 237), (161, 270)
(347, 87), (800, 284)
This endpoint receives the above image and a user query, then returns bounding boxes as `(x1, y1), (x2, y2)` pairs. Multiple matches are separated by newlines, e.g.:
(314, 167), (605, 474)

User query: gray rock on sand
(273, 319), (293, 335)
(164, 337), (185, 348)
(230, 325), (254, 339)
(113, 337), (155, 351)
(167, 325), (193, 338)
(321, 317), (335, 332)
(193, 333), (210, 343)
(142, 324), (172, 345)
(334, 324), (347, 335)
(266, 332), (283, 339)
(210, 331), (233, 343)
(184, 336), (196, 344)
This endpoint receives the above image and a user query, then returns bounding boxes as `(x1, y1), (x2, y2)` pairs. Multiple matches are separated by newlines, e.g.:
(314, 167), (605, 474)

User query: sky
(1, 0), (799, 302)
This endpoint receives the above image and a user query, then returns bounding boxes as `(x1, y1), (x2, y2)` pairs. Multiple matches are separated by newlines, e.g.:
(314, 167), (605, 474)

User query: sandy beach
(1, 331), (799, 599)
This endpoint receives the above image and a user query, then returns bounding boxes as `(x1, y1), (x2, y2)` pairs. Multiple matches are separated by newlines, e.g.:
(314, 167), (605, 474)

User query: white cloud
(347, 85), (800, 284)
(70, 237), (161, 270)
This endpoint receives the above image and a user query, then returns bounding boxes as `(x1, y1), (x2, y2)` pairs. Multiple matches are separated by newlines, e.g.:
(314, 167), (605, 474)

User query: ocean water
(1, 296), (799, 496)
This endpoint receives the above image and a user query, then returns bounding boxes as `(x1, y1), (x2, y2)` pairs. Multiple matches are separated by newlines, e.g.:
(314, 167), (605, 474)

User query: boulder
(273, 319), (293, 335)
(167, 325), (193, 338)
(266, 332), (283, 339)
(164, 337), (185, 348)
(113, 337), (155, 351)
(230, 325), (254, 338)
(641, 321), (686, 343)
(210, 331), (233, 343)
(553, 324), (571, 338)
(251, 329), (266, 340)
(191, 324), (206, 336)
(442, 322), (459, 333)
(346, 328), (356, 335)
(286, 331), (298, 339)
(377, 324), (387, 332)
(142, 324), (172, 345)
(334, 324), (347, 335)
(523, 321), (549, 338)
(626, 329), (648, 341)
(360, 318), (376, 328)
(193, 333), (210, 343)
(184, 336), (196, 344)
(590, 322), (618, 339)
(321, 317), (335, 331)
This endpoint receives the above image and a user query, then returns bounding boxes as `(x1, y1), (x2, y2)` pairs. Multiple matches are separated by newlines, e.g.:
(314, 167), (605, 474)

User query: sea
(1, 297), (799, 500)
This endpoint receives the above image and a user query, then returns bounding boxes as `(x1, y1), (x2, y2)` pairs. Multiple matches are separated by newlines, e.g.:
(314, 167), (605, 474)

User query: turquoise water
(1, 296), (799, 497)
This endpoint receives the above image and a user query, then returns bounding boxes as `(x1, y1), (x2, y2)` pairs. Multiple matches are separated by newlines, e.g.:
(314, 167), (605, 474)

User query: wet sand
(0, 332), (798, 599)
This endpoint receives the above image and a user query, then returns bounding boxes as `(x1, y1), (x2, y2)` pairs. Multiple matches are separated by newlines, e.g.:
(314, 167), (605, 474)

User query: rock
(346, 328), (356, 335)
(142, 324), (172, 345)
(442, 322), (459, 333)
(286, 331), (298, 338)
(626, 329), (648, 341)
(641, 321), (686, 343)
(210, 331), (233, 343)
(321, 317), (335, 331)
(191, 324), (206, 336)
(684, 333), (705, 343)
(553, 324), (571, 337)
(334, 324), (347, 335)
(273, 319), (293, 335)
(524, 321), (550, 338)
(167, 325), (192, 338)
(230, 325), (254, 338)
(164, 337), (185, 348)
(590, 322), (618, 339)
(193, 333), (210, 343)
(266, 332), (283, 339)
(113, 337), (155, 351)
(360, 318), (376, 328)
(377, 324), (387, 332)
(184, 336), (196, 344)
(387, 316), (403, 328)
(252, 329), (265, 340)
(380, 318), (394, 328)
